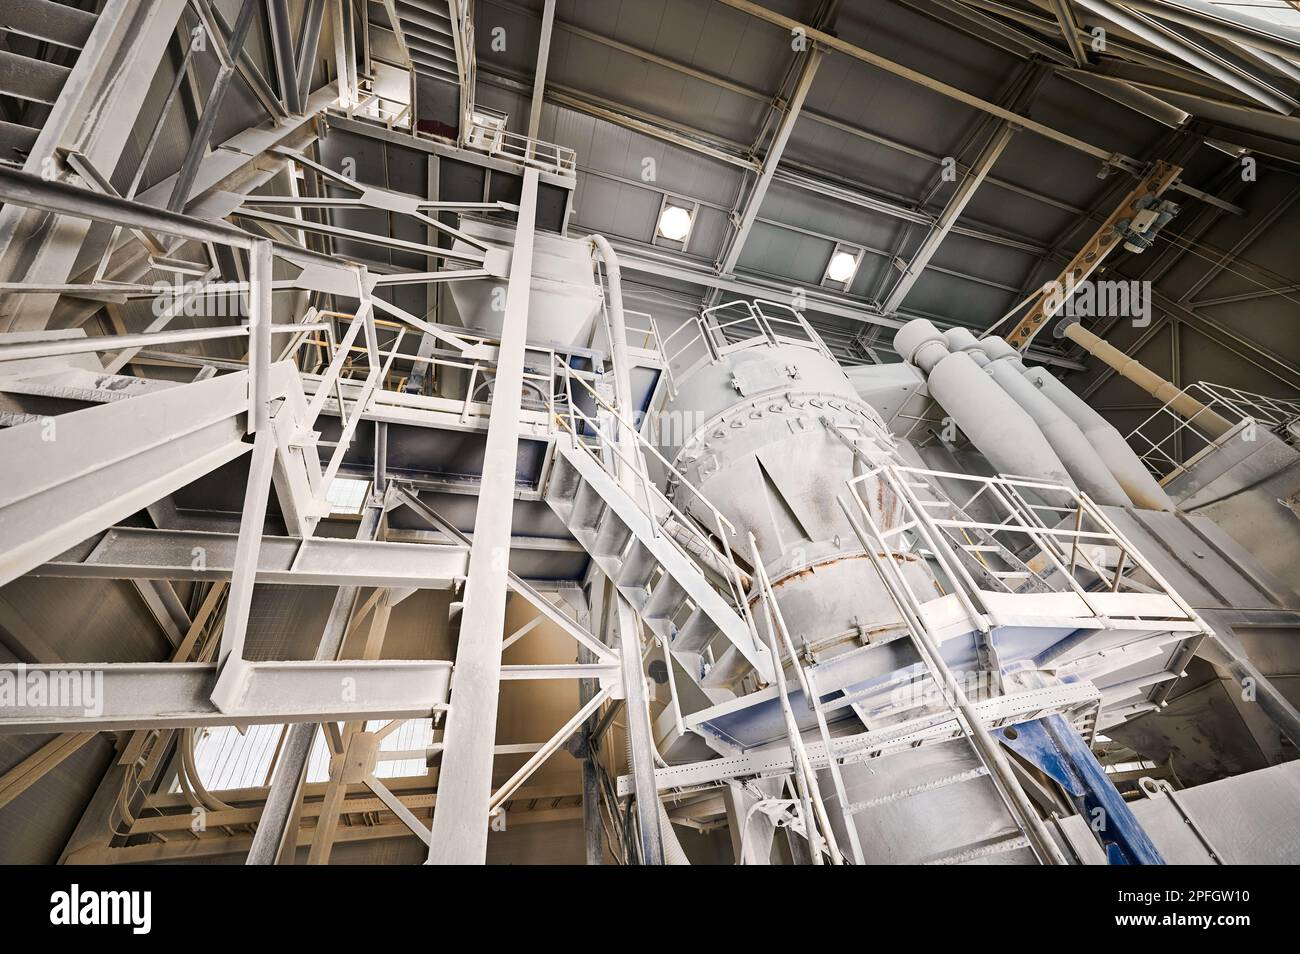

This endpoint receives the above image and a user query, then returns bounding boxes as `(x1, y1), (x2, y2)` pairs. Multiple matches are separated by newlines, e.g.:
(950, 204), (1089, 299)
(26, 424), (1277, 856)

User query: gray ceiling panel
(758, 179), (910, 256)
(903, 266), (1021, 324)
(738, 219), (838, 288)
(572, 172), (662, 242)
(928, 231), (1037, 289)
(549, 28), (771, 144)
(558, 0), (797, 95)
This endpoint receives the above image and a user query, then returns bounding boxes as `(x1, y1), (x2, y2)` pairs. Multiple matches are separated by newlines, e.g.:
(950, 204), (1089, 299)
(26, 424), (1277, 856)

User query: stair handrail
(837, 493), (1070, 866)
(547, 355), (770, 669)
(549, 357), (742, 571)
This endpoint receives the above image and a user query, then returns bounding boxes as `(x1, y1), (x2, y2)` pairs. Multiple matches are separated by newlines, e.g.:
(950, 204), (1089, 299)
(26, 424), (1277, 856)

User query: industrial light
(656, 204), (693, 242)
(826, 249), (859, 284)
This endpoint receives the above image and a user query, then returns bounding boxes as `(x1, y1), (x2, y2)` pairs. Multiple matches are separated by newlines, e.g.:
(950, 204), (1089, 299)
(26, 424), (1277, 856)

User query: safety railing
(460, 106), (577, 176)
(621, 307), (666, 355)
(843, 464), (1209, 630)
(657, 299), (835, 395)
(545, 354), (765, 664)
(1126, 381), (1300, 480)
(290, 315), (573, 424)
(588, 247), (670, 367)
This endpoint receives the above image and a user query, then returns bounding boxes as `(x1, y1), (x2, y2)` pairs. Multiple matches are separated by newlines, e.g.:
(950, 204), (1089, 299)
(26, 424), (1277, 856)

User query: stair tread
(549, 437), (770, 682)
(0, 120), (39, 160)
(0, 49), (72, 105)
(0, 0), (97, 49)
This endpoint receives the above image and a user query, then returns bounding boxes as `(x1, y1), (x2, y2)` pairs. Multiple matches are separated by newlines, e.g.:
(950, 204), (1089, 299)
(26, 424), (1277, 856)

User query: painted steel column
(527, 0), (556, 141)
(1061, 320), (1236, 439)
(585, 235), (665, 864)
(427, 168), (540, 864)
(295, 0), (328, 104)
(268, 0), (303, 114)
(245, 502), (386, 865)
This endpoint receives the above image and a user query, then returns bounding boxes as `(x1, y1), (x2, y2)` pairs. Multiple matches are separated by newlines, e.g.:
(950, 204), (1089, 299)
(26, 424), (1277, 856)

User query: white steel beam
(714, 0), (1141, 172)
(0, 660), (453, 734)
(35, 526), (470, 588)
(718, 46), (823, 275)
(426, 168), (540, 864)
(0, 365), (297, 588)
(246, 500), (387, 865)
(527, 0), (556, 141)
(882, 122), (1016, 314)
(1048, 0), (1091, 67)
(1074, 0), (1298, 113)
(0, 0), (189, 330)
(1120, 0), (1300, 62)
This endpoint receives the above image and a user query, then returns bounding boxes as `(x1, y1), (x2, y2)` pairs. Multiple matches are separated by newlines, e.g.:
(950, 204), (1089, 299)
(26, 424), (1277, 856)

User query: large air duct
(1020, 365), (1175, 511)
(960, 332), (1132, 507)
(893, 319), (1077, 495)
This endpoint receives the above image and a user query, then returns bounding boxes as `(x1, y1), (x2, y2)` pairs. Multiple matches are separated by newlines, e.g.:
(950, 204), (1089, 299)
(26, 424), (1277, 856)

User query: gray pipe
(1019, 366), (1174, 512)
(586, 234), (668, 865)
(894, 319), (1077, 496)
(960, 333), (1133, 507)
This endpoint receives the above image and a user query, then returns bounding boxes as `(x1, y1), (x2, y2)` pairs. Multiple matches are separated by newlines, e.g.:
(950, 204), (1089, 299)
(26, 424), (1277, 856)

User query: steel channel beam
(167, 0), (260, 212)
(267, 0), (302, 114)
(0, 166), (255, 249)
(0, 367), (293, 588)
(0, 0), (189, 331)
(36, 526), (470, 588)
(295, 0), (328, 104)
(1074, 0), (1296, 113)
(882, 122), (1016, 313)
(718, 46), (823, 275)
(1121, 0), (1300, 62)
(526, 0), (556, 141)
(714, 0), (1140, 171)
(426, 168), (540, 864)
(0, 660), (453, 734)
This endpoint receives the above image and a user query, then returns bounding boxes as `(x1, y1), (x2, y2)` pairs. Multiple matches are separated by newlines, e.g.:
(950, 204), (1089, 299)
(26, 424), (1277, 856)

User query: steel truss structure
(0, 0), (1298, 868)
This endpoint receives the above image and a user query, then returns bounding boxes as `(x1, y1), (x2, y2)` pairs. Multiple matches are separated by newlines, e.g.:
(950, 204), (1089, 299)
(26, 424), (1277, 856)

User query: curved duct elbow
(971, 336), (1133, 508)
(1020, 366), (1174, 512)
(895, 320), (1078, 498)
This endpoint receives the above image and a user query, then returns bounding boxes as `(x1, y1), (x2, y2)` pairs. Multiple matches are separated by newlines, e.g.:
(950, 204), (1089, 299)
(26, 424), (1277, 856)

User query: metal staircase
(385, 0), (460, 88)
(0, 0), (100, 166)
(823, 418), (1054, 597)
(544, 432), (772, 700)
(837, 495), (1066, 864)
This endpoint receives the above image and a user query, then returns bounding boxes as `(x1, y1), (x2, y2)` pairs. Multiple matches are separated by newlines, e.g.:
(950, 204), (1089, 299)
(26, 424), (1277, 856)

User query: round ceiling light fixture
(657, 204), (693, 242)
(826, 250), (859, 284)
